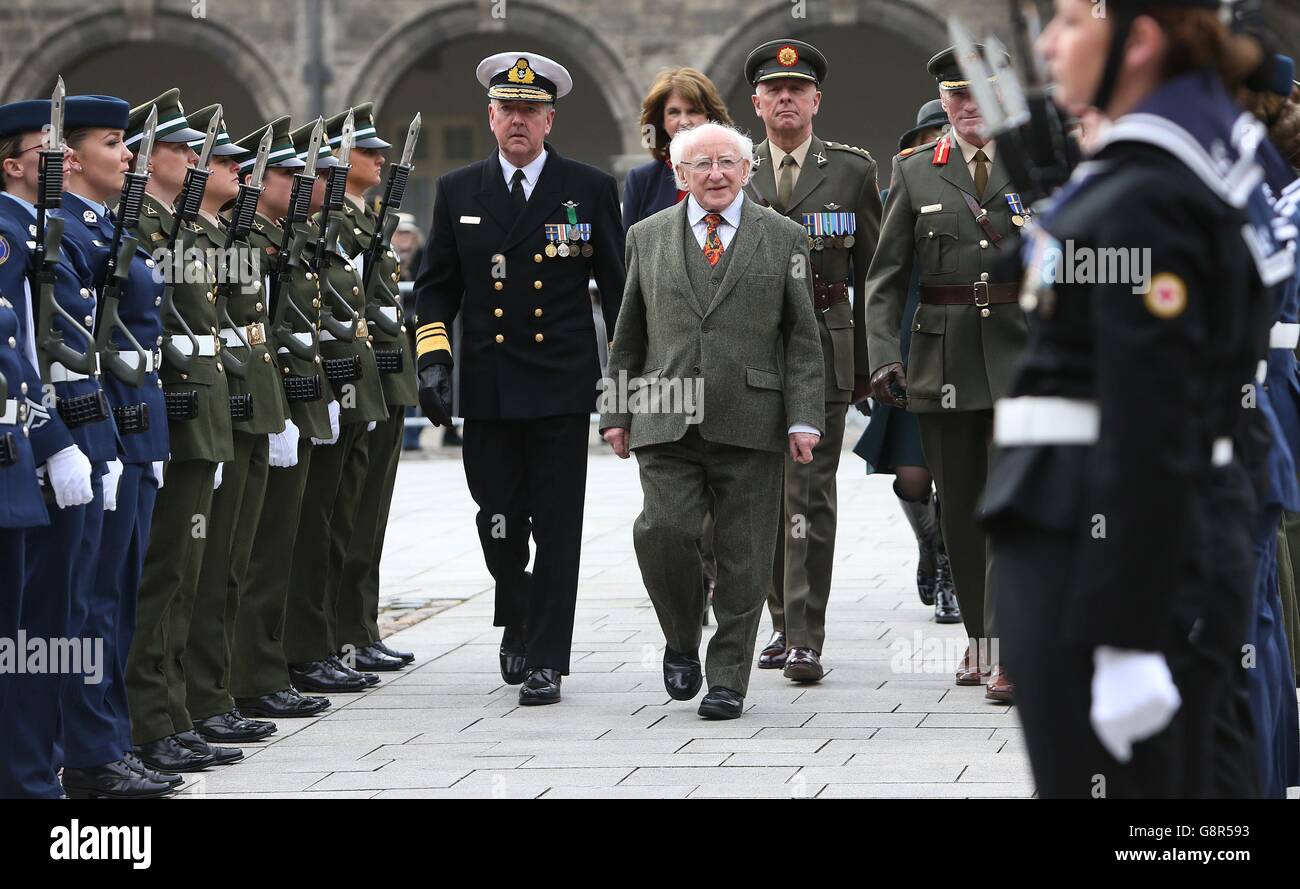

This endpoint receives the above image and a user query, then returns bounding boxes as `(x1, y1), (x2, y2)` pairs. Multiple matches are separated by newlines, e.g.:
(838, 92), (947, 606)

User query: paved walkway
(178, 419), (1034, 799)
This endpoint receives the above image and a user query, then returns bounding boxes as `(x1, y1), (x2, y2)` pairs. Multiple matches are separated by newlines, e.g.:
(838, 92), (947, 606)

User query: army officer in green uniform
(742, 39), (882, 683)
(864, 48), (1028, 702)
(321, 104), (416, 673)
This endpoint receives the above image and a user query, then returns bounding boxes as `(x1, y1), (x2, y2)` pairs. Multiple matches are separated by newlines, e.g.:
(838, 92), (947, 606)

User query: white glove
(213, 463), (224, 490)
(367, 421), (377, 432)
(1090, 646), (1182, 763)
(269, 419), (301, 468)
(46, 445), (94, 509)
(312, 399), (341, 446)
(152, 460), (166, 489)
(103, 458), (124, 511)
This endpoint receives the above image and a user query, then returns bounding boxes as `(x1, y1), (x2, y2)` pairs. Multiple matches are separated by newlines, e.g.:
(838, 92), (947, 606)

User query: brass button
(282, 366), (289, 374)
(344, 263), (353, 272)
(313, 299), (321, 308)
(533, 281), (542, 290)
(979, 239), (989, 249)
(79, 288), (91, 299)
(84, 315), (94, 327)
(181, 373), (189, 381)
(534, 254), (543, 263)
(256, 302), (264, 313)
(980, 272), (990, 282)
(534, 333), (544, 343)
(211, 326), (218, 336)
(534, 308), (543, 318)
(980, 308), (991, 318)
(6, 336), (14, 348)
(262, 353), (272, 363)
(914, 323), (921, 331)
(352, 286), (360, 295)
(494, 308), (504, 318)
(494, 281), (504, 291)
(217, 362), (225, 373)
(495, 334), (504, 344)
(305, 272), (315, 281)
(390, 273), (398, 282)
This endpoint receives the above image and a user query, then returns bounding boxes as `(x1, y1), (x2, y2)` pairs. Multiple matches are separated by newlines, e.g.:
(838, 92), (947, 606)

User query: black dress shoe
(351, 643), (405, 672)
(175, 730), (244, 766)
(236, 688), (330, 718)
(663, 646), (703, 701)
(62, 759), (177, 799)
(698, 686), (744, 720)
(757, 631), (788, 669)
(373, 639), (415, 664)
(500, 625), (527, 685)
(328, 654), (380, 686)
(122, 751), (184, 786)
(194, 710), (277, 742)
(289, 659), (368, 692)
(518, 667), (561, 705)
(783, 647), (825, 683)
(134, 735), (216, 773)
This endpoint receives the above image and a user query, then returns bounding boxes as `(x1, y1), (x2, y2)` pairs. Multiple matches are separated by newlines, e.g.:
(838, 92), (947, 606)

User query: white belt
(0, 398), (18, 425)
(119, 350), (158, 372)
(169, 334), (218, 357)
(1270, 322), (1300, 350)
(379, 306), (399, 322)
(276, 331), (315, 356)
(219, 323), (266, 349)
(994, 396), (1100, 446)
(49, 353), (101, 383)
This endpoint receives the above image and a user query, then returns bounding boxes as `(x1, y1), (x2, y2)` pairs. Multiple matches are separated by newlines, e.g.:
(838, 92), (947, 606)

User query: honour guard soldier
(742, 39), (883, 681)
(56, 94), (180, 797)
(324, 103), (417, 672)
(865, 47), (1028, 701)
(180, 104), (281, 744)
(414, 52), (625, 705)
(231, 116), (335, 715)
(0, 93), (107, 797)
(122, 89), (241, 773)
(283, 119), (388, 693)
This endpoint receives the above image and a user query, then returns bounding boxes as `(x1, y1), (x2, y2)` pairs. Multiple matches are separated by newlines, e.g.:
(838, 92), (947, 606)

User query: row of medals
(545, 237), (594, 258)
(808, 233), (855, 251)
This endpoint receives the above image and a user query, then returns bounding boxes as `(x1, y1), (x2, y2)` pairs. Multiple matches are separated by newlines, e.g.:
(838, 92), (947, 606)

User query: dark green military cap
(325, 102), (390, 150)
(289, 119), (337, 170)
(185, 104), (244, 156)
(745, 39), (827, 86)
(232, 116), (305, 172)
(125, 88), (204, 149)
(926, 45), (1010, 91)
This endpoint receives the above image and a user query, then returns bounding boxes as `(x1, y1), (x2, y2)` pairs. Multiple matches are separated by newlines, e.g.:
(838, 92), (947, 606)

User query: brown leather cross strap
(812, 280), (849, 312)
(920, 282), (1018, 306)
(960, 191), (1004, 249)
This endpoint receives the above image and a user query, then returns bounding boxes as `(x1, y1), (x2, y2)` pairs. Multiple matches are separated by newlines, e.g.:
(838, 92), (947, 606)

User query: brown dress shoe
(783, 647), (824, 682)
(984, 665), (1014, 703)
(757, 631), (788, 669)
(954, 643), (988, 686)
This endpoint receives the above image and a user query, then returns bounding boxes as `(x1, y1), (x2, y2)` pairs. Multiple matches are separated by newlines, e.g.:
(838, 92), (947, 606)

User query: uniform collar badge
(83, 209), (97, 224)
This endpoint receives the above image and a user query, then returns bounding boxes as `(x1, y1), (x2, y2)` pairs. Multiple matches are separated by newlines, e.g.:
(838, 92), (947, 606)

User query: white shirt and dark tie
(500, 150), (548, 202)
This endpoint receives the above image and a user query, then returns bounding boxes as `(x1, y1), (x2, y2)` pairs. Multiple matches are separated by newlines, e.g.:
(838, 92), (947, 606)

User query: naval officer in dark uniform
(414, 52), (625, 706)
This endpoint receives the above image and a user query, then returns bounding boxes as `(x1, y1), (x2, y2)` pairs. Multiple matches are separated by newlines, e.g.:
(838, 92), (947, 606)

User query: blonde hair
(639, 67), (732, 163)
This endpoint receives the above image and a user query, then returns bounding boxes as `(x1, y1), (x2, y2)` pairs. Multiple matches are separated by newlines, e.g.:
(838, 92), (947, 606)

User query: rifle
(154, 107), (221, 375)
(313, 110), (360, 344)
(93, 106), (155, 388)
(32, 77), (96, 380)
(360, 113), (420, 337)
(213, 119), (272, 379)
(269, 118), (324, 362)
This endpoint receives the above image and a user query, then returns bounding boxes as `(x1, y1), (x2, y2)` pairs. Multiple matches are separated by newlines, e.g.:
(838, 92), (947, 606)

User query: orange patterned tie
(703, 213), (725, 267)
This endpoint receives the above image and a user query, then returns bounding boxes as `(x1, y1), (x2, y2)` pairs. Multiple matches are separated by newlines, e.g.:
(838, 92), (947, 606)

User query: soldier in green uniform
(123, 90), (241, 771)
(179, 104), (284, 743)
(742, 39), (882, 682)
(231, 116), (337, 715)
(865, 48), (1027, 702)
(283, 118), (389, 692)
(321, 104), (417, 672)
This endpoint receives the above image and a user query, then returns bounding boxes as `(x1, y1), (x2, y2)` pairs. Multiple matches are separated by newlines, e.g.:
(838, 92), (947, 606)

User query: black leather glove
(870, 363), (908, 408)
(418, 363), (454, 427)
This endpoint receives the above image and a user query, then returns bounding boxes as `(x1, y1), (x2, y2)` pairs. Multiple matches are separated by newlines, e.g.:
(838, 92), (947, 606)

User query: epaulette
(825, 141), (873, 161)
(898, 139), (939, 162)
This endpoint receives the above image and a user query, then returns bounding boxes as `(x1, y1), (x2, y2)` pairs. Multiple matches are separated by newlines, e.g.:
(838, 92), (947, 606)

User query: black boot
(930, 493), (962, 624)
(896, 484), (941, 606)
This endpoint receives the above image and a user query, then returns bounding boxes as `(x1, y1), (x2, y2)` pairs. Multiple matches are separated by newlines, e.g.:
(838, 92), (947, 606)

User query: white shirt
(684, 191), (820, 439)
(499, 149), (548, 201)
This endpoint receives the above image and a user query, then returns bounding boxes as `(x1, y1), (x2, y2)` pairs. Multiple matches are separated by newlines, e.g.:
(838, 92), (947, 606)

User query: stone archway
(0, 6), (289, 125)
(343, 1), (644, 156)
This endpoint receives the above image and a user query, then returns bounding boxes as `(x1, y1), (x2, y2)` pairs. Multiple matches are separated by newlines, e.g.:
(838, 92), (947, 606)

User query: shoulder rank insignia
(83, 209), (97, 224)
(1145, 273), (1187, 319)
(0, 234), (9, 265)
(932, 135), (952, 166)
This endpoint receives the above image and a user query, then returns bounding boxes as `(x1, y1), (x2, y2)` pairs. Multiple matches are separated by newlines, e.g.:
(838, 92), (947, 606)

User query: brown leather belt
(813, 280), (849, 312)
(920, 282), (1018, 307)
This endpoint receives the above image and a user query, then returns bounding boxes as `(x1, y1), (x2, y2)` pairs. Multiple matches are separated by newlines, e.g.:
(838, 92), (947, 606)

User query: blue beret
(0, 101), (52, 139)
(65, 95), (129, 131)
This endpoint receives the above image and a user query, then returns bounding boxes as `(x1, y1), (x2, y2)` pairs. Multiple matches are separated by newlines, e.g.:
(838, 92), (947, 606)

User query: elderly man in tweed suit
(600, 121), (824, 719)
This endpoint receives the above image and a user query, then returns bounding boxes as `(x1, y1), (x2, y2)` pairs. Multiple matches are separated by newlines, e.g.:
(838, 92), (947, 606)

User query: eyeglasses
(682, 157), (742, 174)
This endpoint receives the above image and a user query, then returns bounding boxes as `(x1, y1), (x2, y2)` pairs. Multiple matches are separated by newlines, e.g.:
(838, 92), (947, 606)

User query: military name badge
(544, 223), (561, 257)
(1006, 193), (1028, 227)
